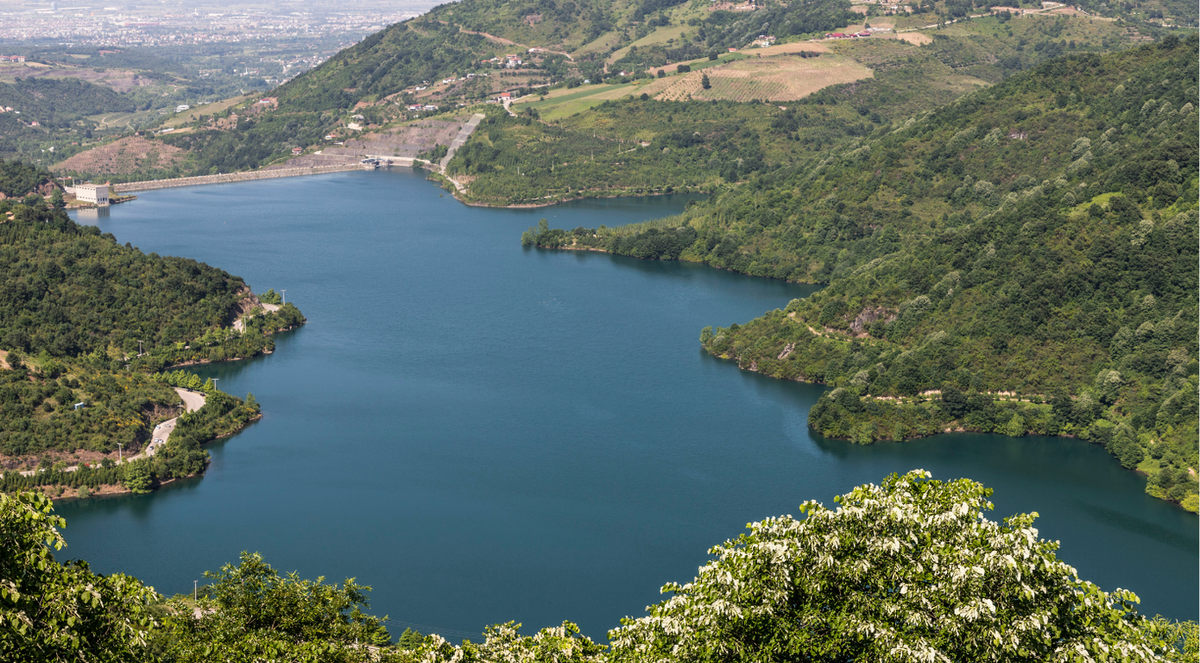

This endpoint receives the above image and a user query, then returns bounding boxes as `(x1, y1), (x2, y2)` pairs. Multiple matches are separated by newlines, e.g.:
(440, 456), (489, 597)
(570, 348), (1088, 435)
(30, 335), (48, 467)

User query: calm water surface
(66, 170), (1197, 638)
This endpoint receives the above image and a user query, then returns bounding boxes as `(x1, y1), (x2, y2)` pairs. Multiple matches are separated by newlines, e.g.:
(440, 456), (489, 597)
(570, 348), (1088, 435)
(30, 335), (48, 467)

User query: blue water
(64, 170), (1197, 639)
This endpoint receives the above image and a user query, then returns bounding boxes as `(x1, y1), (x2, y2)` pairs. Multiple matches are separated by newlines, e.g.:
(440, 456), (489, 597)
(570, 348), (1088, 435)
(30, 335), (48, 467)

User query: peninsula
(0, 161), (306, 498)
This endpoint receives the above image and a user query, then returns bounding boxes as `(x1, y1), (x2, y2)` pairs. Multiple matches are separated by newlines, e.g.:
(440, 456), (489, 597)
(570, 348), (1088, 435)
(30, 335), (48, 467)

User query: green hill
(528, 37), (1199, 509)
(0, 78), (135, 128)
(0, 160), (56, 198)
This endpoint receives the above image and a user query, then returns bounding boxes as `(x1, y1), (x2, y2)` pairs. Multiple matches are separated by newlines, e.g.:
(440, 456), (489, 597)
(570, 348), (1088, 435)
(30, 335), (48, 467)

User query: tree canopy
(0, 491), (156, 662)
(3, 475), (1196, 661)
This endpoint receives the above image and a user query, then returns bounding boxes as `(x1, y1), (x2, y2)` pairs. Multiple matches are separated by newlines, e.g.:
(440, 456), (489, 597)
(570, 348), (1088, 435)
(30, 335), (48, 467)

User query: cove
(64, 170), (1196, 639)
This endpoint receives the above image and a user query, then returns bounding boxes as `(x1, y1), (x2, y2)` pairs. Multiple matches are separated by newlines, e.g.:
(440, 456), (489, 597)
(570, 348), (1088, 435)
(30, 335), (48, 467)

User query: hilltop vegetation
(0, 160), (56, 199)
(529, 37), (1199, 509)
(4, 472), (1197, 661)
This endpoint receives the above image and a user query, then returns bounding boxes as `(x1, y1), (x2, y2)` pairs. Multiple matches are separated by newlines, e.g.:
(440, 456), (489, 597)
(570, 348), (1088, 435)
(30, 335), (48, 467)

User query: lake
(65, 169), (1197, 639)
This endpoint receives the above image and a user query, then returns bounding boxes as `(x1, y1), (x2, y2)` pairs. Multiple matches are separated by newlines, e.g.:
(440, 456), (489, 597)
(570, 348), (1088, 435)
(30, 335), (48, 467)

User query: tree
(402, 622), (604, 663)
(607, 471), (1195, 663)
(0, 491), (156, 662)
(49, 188), (64, 210)
(154, 552), (393, 662)
(122, 461), (152, 494)
(701, 73), (711, 90)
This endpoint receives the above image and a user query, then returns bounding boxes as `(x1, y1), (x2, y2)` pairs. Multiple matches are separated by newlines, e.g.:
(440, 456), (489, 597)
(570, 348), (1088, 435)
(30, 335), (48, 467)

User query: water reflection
(73, 206), (111, 222)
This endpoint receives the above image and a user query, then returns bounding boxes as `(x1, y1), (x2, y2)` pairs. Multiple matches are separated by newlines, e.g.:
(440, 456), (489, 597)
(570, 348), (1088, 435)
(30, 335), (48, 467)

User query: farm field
(161, 93), (253, 128)
(607, 25), (689, 64)
(518, 46), (876, 116)
(517, 82), (646, 119)
(0, 60), (158, 93)
(650, 52), (873, 102)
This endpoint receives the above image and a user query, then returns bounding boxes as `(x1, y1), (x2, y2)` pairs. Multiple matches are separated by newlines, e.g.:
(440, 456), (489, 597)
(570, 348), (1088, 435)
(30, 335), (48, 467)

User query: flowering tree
(410, 622), (605, 663)
(607, 470), (1195, 663)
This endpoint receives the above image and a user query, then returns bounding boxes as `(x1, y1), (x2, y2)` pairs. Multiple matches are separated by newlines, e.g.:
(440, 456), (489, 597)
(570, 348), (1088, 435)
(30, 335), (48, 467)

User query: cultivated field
(518, 46), (874, 116)
(162, 94), (253, 128)
(0, 61), (158, 92)
(518, 82), (648, 119)
(650, 52), (873, 102)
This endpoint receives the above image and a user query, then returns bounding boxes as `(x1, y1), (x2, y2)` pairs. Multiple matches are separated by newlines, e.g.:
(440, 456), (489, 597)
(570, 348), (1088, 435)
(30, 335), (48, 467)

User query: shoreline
(705, 349), (1197, 513)
(532, 241), (822, 284)
(454, 184), (707, 209)
(27, 412), (264, 503)
(4, 316), (304, 500)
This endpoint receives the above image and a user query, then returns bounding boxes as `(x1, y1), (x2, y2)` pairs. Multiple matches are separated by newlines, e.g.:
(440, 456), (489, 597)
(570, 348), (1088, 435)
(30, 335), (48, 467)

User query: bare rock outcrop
(849, 306), (896, 336)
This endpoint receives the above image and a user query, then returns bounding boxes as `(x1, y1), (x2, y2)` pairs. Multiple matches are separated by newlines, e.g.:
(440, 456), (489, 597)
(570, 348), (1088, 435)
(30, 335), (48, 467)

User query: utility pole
(138, 340), (144, 357)
(117, 443), (123, 464)
(211, 378), (219, 392)
(194, 580), (198, 601)
(279, 289), (286, 305)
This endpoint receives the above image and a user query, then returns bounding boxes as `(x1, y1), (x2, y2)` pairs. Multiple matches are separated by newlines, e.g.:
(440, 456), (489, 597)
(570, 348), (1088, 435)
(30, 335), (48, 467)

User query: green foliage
(0, 203), (248, 358)
(258, 288), (283, 305)
(0, 491), (156, 661)
(121, 461), (152, 494)
(452, 100), (777, 205)
(273, 20), (499, 113)
(613, 38), (1200, 507)
(0, 387), (260, 493)
(5, 477), (1199, 662)
(606, 470), (1197, 663)
(0, 160), (55, 199)
(153, 552), (392, 662)
(0, 78), (134, 128)
(0, 359), (179, 458)
(0, 180), (299, 472)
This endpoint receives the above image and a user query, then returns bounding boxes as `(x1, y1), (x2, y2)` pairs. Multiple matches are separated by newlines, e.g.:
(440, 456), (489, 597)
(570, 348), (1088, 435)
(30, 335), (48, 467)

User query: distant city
(0, 1), (436, 51)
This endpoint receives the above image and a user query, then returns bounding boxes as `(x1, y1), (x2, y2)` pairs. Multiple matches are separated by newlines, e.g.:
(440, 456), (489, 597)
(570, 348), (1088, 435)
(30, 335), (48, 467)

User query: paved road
(18, 388), (206, 476)
(141, 388), (206, 460)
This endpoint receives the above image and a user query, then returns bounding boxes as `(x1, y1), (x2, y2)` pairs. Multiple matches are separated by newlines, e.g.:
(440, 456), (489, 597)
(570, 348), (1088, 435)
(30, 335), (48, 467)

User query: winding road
(18, 388), (206, 476)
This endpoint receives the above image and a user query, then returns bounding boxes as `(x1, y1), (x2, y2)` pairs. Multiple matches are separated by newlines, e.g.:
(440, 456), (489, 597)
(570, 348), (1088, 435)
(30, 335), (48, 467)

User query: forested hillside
(530, 37), (1199, 509)
(0, 78), (135, 128)
(88, 0), (1164, 181)
(0, 160), (56, 199)
(0, 186), (301, 482)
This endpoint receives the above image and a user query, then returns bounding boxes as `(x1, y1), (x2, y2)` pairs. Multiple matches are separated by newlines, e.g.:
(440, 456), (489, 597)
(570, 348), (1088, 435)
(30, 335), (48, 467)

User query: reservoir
(66, 170), (1197, 638)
